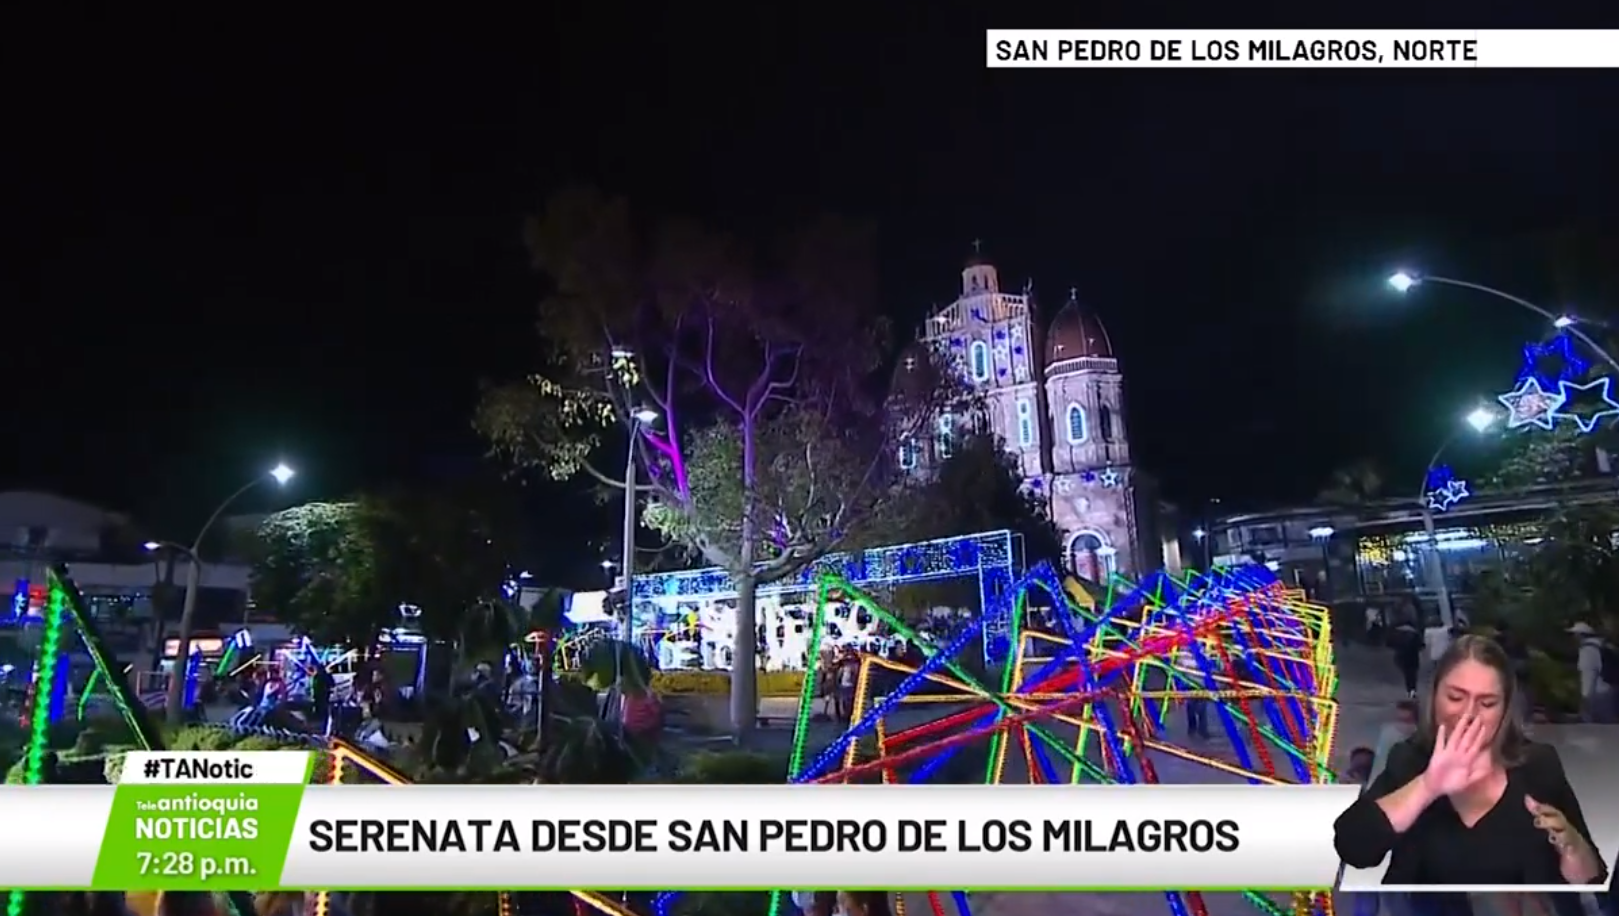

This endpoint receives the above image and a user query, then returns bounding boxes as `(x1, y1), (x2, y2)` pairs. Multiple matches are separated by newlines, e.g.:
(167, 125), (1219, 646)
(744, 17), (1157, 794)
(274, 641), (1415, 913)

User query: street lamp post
(617, 408), (659, 640)
(1414, 409), (1496, 629)
(159, 463), (294, 724)
(1308, 526), (1334, 599)
(1388, 272), (1619, 375)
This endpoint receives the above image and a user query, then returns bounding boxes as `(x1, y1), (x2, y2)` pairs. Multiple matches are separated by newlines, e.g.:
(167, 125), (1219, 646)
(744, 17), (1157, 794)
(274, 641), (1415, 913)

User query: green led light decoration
(6, 582), (65, 916)
(2, 568), (260, 916)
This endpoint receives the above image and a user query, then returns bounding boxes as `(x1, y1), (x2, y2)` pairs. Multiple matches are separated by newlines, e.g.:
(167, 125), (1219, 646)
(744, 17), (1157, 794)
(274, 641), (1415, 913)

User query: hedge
(651, 670), (805, 697)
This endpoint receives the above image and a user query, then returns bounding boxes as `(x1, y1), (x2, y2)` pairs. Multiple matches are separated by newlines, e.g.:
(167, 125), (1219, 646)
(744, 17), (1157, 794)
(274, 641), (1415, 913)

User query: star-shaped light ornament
(1099, 468), (1121, 487)
(1517, 334), (1590, 387)
(1496, 377), (1565, 431)
(1426, 478), (1470, 513)
(1551, 377), (1619, 434)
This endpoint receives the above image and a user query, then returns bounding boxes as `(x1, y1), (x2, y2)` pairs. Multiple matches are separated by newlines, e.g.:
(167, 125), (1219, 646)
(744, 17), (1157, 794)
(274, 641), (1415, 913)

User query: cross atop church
(971, 239), (983, 256)
(1069, 287), (1078, 301)
(903, 354), (917, 370)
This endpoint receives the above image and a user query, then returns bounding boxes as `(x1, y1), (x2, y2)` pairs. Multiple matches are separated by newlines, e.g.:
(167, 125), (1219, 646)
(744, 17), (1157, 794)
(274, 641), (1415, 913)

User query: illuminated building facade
(894, 249), (1165, 581)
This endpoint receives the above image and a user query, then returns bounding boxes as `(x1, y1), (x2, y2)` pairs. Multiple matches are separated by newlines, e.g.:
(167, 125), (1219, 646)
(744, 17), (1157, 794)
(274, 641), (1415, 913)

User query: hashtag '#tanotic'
(143, 758), (162, 778)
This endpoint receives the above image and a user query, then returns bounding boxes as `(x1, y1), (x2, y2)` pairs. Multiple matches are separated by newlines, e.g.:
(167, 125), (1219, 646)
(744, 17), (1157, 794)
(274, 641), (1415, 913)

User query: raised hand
(1420, 713), (1490, 797)
(1526, 795), (1602, 884)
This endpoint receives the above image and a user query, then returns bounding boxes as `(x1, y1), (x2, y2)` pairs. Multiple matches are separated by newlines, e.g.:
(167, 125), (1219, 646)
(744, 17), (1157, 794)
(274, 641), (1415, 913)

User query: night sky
(7, 16), (1619, 571)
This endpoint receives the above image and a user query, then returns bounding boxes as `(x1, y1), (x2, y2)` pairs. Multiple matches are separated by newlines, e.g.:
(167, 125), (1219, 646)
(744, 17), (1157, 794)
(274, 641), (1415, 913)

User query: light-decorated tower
(916, 244), (1045, 479)
(1044, 288), (1140, 580)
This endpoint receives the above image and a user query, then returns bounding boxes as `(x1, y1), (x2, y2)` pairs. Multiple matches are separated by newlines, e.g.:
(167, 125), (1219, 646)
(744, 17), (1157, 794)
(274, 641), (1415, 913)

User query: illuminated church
(895, 247), (1168, 581)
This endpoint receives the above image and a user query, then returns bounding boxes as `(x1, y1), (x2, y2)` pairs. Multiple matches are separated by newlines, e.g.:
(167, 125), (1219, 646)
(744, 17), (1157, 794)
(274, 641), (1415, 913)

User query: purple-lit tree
(475, 187), (961, 735)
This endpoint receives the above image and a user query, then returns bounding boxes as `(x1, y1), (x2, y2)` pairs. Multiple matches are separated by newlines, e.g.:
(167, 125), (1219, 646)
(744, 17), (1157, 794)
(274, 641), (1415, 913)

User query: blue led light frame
(651, 561), (1330, 916)
(630, 529), (1018, 664)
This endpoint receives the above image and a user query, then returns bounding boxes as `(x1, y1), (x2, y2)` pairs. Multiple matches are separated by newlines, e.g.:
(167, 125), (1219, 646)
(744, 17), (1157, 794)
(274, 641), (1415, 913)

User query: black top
(1334, 738), (1607, 886)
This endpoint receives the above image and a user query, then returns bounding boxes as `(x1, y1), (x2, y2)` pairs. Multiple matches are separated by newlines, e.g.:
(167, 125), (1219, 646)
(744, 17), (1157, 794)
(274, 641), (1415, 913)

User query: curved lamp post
(1388, 272), (1619, 376)
(156, 462), (294, 724)
(1414, 409), (1496, 628)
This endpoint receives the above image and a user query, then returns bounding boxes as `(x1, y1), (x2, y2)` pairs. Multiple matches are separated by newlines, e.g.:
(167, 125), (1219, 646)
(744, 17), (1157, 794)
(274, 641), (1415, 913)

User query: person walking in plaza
(1177, 638), (1210, 739)
(1570, 622), (1613, 723)
(1390, 618), (1421, 699)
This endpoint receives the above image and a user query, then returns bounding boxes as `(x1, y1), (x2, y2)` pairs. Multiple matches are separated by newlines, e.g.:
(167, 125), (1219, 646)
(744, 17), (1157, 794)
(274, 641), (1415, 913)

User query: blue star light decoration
(1099, 468), (1121, 487)
(1550, 377), (1619, 434)
(1424, 465), (1470, 512)
(1517, 334), (1589, 386)
(1497, 377), (1565, 431)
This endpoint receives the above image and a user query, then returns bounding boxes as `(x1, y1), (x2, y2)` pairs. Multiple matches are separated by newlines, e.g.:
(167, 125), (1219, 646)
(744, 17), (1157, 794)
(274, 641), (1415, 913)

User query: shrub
(170, 726), (214, 751)
(676, 749), (787, 784)
(196, 728), (241, 751)
(104, 751), (127, 784)
(1525, 649), (1580, 715)
(651, 670), (805, 697)
(72, 715), (136, 756)
(233, 734), (300, 752)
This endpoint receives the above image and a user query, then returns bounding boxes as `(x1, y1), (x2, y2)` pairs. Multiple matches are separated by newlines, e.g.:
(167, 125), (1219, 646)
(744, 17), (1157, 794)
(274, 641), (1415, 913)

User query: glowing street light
(632, 407), (660, 425)
(1465, 407), (1498, 433)
(163, 461), (296, 724)
(1192, 528), (1207, 540)
(1308, 526), (1335, 539)
(1386, 269), (1619, 376)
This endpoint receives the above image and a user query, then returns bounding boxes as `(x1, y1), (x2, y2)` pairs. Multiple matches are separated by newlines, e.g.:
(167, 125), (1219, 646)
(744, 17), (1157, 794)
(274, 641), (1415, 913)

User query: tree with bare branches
(475, 187), (961, 737)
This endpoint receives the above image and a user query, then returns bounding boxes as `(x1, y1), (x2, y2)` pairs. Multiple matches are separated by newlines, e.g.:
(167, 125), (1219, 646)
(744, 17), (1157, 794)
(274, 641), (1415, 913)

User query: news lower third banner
(986, 30), (1619, 68)
(0, 752), (1351, 892)
(1342, 726), (1619, 893)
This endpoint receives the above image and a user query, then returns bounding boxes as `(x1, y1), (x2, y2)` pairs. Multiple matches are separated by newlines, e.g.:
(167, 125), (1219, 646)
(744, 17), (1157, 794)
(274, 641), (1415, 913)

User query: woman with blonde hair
(1335, 635), (1605, 913)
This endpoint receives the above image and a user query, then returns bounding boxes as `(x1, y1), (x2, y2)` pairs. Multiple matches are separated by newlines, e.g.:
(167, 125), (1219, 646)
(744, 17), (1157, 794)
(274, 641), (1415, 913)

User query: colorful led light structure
(7, 569), (262, 916)
(632, 530), (1018, 663)
(652, 562), (1338, 916)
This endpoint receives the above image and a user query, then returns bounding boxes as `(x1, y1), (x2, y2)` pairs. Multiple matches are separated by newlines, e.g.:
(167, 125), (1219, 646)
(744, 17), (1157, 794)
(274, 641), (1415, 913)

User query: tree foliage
(872, 430), (1064, 615)
(247, 501), (380, 644)
(1473, 329), (1619, 638)
(246, 485), (519, 646)
(1315, 459), (1385, 506)
(475, 187), (964, 735)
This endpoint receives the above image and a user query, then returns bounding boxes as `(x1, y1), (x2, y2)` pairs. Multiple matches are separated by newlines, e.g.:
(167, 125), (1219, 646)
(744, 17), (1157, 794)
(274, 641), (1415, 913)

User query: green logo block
(91, 783), (306, 891)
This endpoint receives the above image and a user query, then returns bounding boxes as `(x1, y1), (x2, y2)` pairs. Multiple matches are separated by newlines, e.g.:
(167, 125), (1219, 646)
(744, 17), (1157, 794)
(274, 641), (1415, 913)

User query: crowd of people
(1364, 605), (1617, 723)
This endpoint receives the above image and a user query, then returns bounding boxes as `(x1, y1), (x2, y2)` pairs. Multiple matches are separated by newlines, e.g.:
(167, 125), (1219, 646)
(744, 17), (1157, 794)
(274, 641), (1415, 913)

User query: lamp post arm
(1424, 275), (1619, 377)
(190, 477), (265, 554)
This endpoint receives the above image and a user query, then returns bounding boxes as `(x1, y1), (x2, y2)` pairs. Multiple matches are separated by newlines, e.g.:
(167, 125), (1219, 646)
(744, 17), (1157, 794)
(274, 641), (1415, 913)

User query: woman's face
(1433, 658), (1506, 744)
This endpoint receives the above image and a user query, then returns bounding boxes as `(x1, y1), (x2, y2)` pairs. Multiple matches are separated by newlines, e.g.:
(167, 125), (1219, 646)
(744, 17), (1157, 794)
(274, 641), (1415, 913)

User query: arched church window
(1016, 398), (1034, 448)
(1099, 406), (1114, 441)
(1066, 404), (1087, 444)
(898, 438), (919, 470)
(937, 413), (954, 459)
(969, 341), (990, 382)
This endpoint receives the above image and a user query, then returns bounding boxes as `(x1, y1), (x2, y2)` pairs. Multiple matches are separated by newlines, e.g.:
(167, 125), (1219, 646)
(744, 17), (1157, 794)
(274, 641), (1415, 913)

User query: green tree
(877, 430), (1063, 614)
(476, 187), (956, 738)
(247, 501), (383, 645)
(247, 486), (519, 652)
(1315, 459), (1385, 506)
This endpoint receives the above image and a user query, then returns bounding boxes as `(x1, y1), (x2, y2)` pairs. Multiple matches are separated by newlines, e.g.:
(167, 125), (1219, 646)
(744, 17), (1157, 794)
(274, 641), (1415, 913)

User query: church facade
(896, 250), (1163, 582)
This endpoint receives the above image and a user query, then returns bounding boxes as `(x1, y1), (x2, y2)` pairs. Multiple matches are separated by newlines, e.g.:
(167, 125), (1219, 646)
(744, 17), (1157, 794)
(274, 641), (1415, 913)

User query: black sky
(7, 10), (1619, 554)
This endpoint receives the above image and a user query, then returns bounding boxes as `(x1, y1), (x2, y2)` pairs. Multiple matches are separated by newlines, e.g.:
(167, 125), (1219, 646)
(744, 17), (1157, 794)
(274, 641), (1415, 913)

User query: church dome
(1046, 291), (1113, 365)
